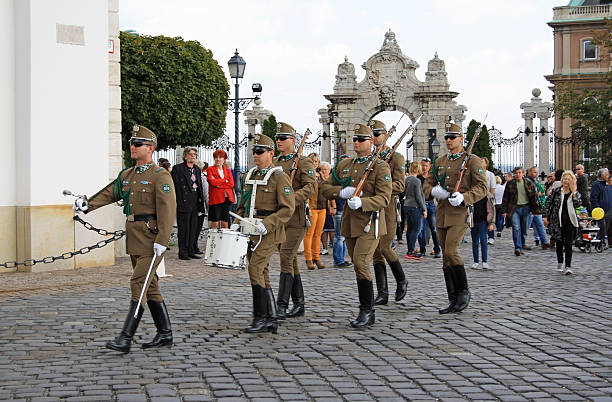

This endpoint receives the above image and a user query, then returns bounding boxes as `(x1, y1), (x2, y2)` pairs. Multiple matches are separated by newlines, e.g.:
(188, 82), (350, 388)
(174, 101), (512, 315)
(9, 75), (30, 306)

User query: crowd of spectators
(158, 148), (610, 272)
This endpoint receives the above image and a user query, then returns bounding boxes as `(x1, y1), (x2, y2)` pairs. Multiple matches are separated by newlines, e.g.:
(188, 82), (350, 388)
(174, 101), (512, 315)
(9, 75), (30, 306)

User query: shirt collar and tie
(135, 163), (152, 174)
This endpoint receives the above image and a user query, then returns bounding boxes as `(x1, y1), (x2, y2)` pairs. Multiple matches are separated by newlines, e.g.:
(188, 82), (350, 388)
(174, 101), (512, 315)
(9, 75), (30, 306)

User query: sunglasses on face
(373, 131), (386, 137)
(422, 158), (431, 162)
(353, 137), (369, 143)
(444, 134), (459, 140)
(275, 135), (291, 141)
(252, 147), (269, 155)
(130, 140), (147, 148)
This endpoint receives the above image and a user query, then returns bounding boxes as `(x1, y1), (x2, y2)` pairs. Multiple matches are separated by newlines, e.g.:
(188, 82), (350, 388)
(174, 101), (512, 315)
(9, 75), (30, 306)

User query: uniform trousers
(346, 236), (379, 280)
(247, 233), (277, 288)
(437, 225), (468, 268)
(278, 226), (306, 276)
(303, 209), (326, 261)
(129, 253), (165, 303)
(177, 192), (199, 257)
(373, 230), (399, 265)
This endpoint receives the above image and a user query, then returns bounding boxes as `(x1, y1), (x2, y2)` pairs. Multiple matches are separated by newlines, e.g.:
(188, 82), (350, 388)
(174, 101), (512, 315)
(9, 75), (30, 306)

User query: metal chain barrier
(0, 215), (125, 269)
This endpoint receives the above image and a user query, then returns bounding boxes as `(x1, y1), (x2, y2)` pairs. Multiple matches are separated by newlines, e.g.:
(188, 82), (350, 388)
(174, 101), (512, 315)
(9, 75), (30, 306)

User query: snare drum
(203, 229), (250, 270)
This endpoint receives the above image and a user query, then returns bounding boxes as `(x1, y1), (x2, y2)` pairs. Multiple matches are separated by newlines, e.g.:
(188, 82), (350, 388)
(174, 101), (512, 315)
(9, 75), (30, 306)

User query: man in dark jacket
(590, 168), (611, 249)
(501, 166), (542, 256)
(575, 164), (590, 211)
(171, 147), (206, 260)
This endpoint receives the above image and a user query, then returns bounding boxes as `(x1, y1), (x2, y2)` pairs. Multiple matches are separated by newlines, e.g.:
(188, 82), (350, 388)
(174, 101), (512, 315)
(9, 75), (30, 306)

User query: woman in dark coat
(543, 170), (581, 275)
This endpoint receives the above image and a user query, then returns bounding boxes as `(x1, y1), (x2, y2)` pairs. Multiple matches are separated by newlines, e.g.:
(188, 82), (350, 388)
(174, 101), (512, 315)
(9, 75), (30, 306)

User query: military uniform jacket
(320, 155), (392, 238)
(236, 166), (296, 243)
(273, 153), (316, 228)
(423, 151), (487, 228)
(381, 148), (405, 231)
(87, 163), (177, 255)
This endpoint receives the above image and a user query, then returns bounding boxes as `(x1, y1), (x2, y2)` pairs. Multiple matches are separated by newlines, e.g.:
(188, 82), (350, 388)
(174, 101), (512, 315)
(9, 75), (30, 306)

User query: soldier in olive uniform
(74, 125), (177, 353)
(423, 123), (487, 314)
(232, 134), (295, 333)
(369, 120), (408, 305)
(320, 124), (392, 328)
(273, 122), (316, 319)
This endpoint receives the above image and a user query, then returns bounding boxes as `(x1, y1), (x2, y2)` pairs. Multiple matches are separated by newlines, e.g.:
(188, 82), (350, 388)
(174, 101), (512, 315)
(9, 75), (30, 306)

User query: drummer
(232, 134), (295, 334)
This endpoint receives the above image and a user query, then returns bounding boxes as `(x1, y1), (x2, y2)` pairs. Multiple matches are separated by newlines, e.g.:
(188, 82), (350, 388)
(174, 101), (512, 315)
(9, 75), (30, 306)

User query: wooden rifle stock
(290, 128), (311, 181)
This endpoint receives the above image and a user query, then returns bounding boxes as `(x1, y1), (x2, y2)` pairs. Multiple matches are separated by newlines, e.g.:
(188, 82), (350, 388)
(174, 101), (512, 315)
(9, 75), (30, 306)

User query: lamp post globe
(431, 137), (440, 157)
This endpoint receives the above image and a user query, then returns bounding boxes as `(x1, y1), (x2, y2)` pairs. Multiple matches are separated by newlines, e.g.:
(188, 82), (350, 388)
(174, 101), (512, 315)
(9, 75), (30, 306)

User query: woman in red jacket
(206, 149), (235, 229)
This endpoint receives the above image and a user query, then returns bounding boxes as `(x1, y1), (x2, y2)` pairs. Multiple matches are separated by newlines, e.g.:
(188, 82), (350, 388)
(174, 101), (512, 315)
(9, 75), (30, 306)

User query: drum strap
(244, 166), (283, 219)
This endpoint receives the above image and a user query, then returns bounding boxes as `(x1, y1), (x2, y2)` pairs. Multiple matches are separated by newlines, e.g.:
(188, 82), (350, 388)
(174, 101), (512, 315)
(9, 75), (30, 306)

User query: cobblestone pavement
(0, 230), (611, 401)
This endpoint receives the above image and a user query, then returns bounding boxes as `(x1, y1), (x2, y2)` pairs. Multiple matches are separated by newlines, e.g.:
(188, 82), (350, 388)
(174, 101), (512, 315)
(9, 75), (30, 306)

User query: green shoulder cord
(239, 173), (253, 216)
(431, 158), (446, 188)
(331, 159), (351, 186)
(112, 167), (132, 216)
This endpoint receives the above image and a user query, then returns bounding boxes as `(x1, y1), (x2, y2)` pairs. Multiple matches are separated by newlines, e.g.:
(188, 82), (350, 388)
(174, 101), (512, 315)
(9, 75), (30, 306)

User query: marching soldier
(423, 123), (487, 314)
(232, 134), (295, 333)
(273, 122), (316, 319)
(369, 120), (408, 305)
(73, 125), (176, 353)
(320, 124), (392, 328)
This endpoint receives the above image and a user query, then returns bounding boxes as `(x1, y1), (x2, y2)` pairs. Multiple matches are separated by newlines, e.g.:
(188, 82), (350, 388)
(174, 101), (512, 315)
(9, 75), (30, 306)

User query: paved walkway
(0, 230), (611, 401)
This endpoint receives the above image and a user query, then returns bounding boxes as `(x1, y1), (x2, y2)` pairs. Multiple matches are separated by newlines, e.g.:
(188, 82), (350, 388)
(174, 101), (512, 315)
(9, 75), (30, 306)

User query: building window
(583, 40), (598, 61)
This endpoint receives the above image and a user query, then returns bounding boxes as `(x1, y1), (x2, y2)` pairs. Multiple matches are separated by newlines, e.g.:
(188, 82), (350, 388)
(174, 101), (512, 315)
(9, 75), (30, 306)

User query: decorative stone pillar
(522, 111), (536, 170)
(520, 88), (553, 172)
(243, 97), (272, 170)
(318, 110), (332, 163)
(537, 109), (552, 175)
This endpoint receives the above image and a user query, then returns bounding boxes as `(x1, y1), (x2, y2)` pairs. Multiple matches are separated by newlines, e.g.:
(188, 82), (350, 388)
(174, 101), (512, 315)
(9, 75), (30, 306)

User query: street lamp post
(428, 129), (440, 160)
(227, 50), (262, 174)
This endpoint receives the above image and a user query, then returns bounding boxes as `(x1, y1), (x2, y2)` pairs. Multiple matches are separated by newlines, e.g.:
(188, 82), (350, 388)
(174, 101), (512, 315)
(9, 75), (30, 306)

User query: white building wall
(1, 0), (114, 271)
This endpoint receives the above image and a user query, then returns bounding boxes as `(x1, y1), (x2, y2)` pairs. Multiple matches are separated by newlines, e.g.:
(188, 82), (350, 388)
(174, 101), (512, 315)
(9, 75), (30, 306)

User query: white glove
(153, 243), (166, 257)
(72, 198), (88, 213)
(230, 223), (240, 231)
(339, 186), (357, 199)
(449, 192), (464, 207)
(431, 185), (449, 200)
(256, 222), (268, 235)
(347, 196), (362, 210)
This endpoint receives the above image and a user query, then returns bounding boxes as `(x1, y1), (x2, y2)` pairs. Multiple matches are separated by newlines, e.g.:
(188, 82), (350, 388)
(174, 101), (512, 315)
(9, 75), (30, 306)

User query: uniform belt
(254, 210), (274, 217)
(134, 214), (157, 221)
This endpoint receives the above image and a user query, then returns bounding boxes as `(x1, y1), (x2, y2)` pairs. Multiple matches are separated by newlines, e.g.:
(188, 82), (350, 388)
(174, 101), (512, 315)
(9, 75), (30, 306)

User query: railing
(553, 5), (611, 21)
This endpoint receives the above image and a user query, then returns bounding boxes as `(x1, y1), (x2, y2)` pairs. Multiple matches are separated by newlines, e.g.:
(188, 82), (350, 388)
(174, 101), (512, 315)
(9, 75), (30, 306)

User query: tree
(553, 18), (612, 171)
(120, 32), (229, 158)
(262, 114), (277, 142)
(464, 119), (494, 169)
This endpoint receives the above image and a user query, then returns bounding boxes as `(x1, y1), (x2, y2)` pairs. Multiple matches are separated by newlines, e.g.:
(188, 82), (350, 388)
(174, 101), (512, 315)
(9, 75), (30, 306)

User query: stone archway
(318, 30), (467, 163)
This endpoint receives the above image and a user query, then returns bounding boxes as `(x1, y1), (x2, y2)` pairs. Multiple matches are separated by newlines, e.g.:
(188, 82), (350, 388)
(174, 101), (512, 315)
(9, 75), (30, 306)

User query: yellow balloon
(592, 207), (605, 221)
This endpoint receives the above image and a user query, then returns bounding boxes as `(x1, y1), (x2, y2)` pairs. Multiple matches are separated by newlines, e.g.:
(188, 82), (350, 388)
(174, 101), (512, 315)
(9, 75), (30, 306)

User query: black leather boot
(389, 260), (408, 302)
(265, 288), (279, 334)
(276, 273), (293, 320)
(105, 301), (144, 353)
(286, 274), (305, 318)
(452, 265), (471, 313)
(373, 263), (388, 305)
(350, 279), (375, 328)
(245, 285), (268, 333)
(142, 300), (173, 349)
(438, 267), (457, 314)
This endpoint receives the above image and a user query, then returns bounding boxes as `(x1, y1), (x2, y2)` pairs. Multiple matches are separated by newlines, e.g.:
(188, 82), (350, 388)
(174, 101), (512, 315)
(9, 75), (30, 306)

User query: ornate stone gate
(318, 30), (467, 163)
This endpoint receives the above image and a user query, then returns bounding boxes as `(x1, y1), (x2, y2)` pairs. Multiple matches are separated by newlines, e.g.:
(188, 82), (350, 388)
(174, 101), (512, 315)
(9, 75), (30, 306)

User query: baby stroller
(576, 216), (603, 253)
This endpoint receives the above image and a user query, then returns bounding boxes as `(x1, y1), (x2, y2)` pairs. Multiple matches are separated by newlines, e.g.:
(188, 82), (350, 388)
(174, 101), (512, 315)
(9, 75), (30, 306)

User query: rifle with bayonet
(290, 128), (311, 181)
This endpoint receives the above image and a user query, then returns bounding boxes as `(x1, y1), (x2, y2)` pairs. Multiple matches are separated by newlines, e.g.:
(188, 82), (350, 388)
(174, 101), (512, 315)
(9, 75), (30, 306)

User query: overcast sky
(120, 0), (563, 149)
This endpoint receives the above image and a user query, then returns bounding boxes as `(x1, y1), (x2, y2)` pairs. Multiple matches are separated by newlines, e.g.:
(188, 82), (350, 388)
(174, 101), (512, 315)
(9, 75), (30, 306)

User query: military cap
(369, 119), (386, 133)
(353, 123), (373, 139)
(446, 123), (462, 135)
(276, 122), (296, 138)
(130, 124), (157, 146)
(253, 134), (275, 150)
